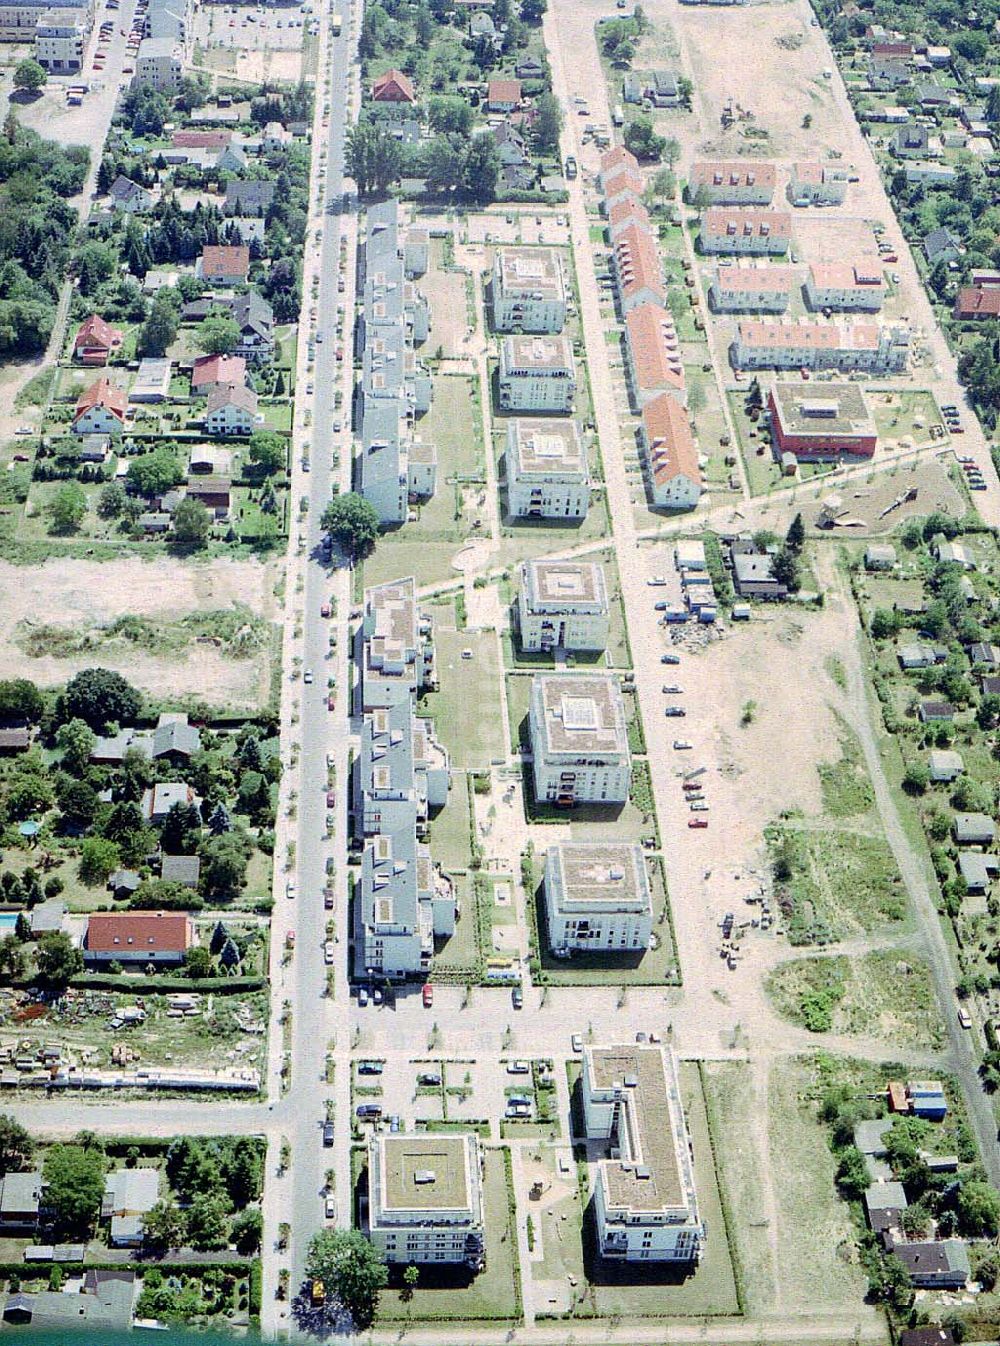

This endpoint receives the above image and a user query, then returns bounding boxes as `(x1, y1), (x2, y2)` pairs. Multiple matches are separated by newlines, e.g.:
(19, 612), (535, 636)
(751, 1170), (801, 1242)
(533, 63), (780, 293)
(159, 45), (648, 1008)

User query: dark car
(512, 986), (523, 1009)
(322, 1121), (335, 1146)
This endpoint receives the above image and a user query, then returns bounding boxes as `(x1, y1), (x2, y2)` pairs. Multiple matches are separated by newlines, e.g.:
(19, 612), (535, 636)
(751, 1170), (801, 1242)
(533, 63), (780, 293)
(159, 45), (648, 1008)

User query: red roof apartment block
(84, 911), (194, 965)
(624, 302), (686, 405)
(641, 391), (701, 509)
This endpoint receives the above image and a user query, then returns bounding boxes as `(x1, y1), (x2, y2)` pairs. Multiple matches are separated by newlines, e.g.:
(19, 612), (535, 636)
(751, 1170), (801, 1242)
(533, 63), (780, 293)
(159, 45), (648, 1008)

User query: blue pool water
(0, 913), (18, 935)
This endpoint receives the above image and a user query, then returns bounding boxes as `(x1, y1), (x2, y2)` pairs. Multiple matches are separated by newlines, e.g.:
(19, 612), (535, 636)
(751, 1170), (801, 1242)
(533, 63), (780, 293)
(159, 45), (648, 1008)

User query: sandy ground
(0, 555), (277, 707)
(192, 4), (306, 83)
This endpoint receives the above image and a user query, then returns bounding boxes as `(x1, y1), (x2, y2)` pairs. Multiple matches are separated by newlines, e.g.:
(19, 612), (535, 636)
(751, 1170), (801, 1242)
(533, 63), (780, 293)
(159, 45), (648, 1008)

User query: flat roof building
(709, 265), (793, 313)
(491, 248), (567, 333)
(582, 1043), (704, 1263)
(361, 578), (436, 712)
(505, 418), (589, 519)
(498, 335), (576, 413)
(544, 842), (653, 954)
(768, 382), (877, 460)
(529, 675), (630, 805)
(368, 1133), (484, 1269)
(517, 559), (609, 653)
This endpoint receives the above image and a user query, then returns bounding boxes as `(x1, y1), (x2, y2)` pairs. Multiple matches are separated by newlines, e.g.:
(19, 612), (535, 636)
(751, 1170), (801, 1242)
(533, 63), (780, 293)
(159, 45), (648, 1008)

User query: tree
(56, 718), (96, 776)
(902, 761), (929, 795)
(0, 1115), (34, 1176)
(624, 115), (666, 162)
(35, 932), (83, 989)
(0, 679), (43, 723)
(957, 1179), (1000, 1237)
(13, 60), (46, 94)
(987, 82), (1000, 125)
(834, 1146), (868, 1200)
(322, 492), (380, 560)
(97, 481), (126, 520)
(139, 291), (179, 357)
(197, 314), (240, 356)
(58, 778), (99, 826)
(207, 801), (232, 835)
(185, 945), (214, 979)
(222, 1136), (263, 1206)
(402, 1264), (419, 1301)
(42, 1144), (106, 1237)
(64, 668), (141, 731)
(532, 91), (563, 155)
(47, 481), (87, 535)
(305, 1229), (388, 1327)
(879, 1252), (914, 1314)
(247, 430), (286, 476)
(462, 135), (499, 205)
(785, 512), (805, 552)
(427, 95), (474, 136)
(172, 497), (211, 551)
(521, 0), (546, 19)
(200, 833), (249, 901)
(771, 546), (801, 592)
(126, 450), (183, 499)
(424, 136), (465, 195)
(142, 1199), (187, 1252)
(186, 1191), (231, 1250)
(231, 1206), (263, 1254)
(346, 121), (403, 197)
(0, 937), (25, 981)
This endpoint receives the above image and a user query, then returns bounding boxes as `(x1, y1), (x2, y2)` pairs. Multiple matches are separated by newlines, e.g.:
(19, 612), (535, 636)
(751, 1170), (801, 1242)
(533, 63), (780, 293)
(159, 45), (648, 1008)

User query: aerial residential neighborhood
(1, 0), (1000, 1336)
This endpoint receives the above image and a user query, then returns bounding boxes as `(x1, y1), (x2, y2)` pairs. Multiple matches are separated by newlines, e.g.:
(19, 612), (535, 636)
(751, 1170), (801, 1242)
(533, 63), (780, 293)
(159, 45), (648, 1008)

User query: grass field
(375, 1147), (520, 1324)
(420, 629), (506, 769)
(766, 950), (946, 1050)
(817, 721), (876, 819)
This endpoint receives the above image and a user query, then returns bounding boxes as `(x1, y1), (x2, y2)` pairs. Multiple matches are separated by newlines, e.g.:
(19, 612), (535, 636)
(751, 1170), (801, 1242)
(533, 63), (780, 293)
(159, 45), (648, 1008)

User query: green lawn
(419, 629), (506, 769)
(412, 373), (486, 539)
(375, 1147), (521, 1324)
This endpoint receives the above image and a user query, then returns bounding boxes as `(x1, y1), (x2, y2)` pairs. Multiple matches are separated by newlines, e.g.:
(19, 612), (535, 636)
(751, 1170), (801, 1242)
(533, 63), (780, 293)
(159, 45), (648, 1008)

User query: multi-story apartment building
(498, 335), (576, 413)
(367, 1134), (485, 1270)
(689, 160), (776, 205)
(543, 842), (652, 953)
(529, 675), (631, 805)
(582, 1043), (704, 1263)
(0, 0), (87, 44)
(709, 265), (792, 313)
(731, 318), (908, 373)
(33, 8), (84, 68)
(599, 146), (644, 211)
(359, 578), (435, 712)
(355, 804), (450, 979)
(623, 302), (686, 407)
(357, 698), (449, 838)
(359, 396), (436, 526)
(787, 161), (849, 206)
(639, 391), (702, 510)
(134, 35), (183, 89)
(612, 221), (666, 312)
(517, 559), (609, 653)
(505, 418), (589, 519)
(491, 248), (567, 333)
(805, 261), (884, 312)
(700, 208), (791, 256)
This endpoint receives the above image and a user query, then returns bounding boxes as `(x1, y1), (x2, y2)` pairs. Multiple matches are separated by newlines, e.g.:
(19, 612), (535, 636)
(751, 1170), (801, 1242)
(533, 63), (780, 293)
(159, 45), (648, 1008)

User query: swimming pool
(0, 913), (18, 935)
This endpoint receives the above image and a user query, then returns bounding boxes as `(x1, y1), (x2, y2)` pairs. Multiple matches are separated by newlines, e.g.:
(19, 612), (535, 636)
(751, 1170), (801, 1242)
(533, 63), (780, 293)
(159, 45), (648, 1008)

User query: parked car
(322, 1120), (335, 1146)
(417, 1071), (441, 1086)
(422, 983), (434, 1008)
(664, 707), (686, 717)
(507, 1060), (530, 1074)
(356, 1104), (382, 1119)
(571, 1033), (583, 1052)
(512, 986), (523, 1009)
(688, 818), (708, 829)
(357, 1060), (382, 1075)
(324, 940), (336, 965)
(673, 739), (692, 749)
(358, 986), (369, 1006)
(661, 654), (680, 664)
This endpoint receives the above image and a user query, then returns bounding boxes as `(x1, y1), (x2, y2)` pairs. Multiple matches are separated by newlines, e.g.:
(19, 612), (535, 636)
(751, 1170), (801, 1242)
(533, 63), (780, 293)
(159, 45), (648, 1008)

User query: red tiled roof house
(640, 391), (701, 510)
(197, 245), (250, 287)
(372, 68), (415, 104)
(83, 911), (194, 967)
(73, 378), (127, 437)
(74, 315), (124, 366)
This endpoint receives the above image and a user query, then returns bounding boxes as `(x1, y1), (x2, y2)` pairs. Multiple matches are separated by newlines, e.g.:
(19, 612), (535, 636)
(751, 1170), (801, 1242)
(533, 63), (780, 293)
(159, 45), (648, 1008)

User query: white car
(571, 1033), (583, 1053)
(304, 669), (314, 684)
(507, 1060), (530, 1074)
(325, 1193), (337, 1219)
(647, 576), (667, 586)
(324, 940), (335, 965)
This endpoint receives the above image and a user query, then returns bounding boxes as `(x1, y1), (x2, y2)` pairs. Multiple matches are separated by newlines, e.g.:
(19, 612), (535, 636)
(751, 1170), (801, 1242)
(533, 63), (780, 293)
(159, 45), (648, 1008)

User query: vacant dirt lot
(0, 555), (278, 708)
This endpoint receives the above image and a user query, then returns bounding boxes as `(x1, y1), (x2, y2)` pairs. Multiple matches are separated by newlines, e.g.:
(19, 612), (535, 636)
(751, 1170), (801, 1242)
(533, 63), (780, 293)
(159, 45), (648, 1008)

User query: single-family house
(492, 121), (529, 166)
(74, 314), (123, 366)
(0, 1172), (43, 1232)
(372, 68), (416, 105)
(516, 55), (544, 79)
(223, 179), (275, 217)
(102, 1168), (159, 1248)
(923, 227), (963, 267)
(501, 163), (535, 193)
(470, 11), (496, 36)
(487, 78), (521, 112)
(867, 56), (911, 89)
(108, 174), (153, 213)
(969, 641), (1000, 666)
(108, 869), (141, 900)
(185, 475), (231, 516)
(161, 854), (201, 887)
(645, 69), (679, 107)
(73, 378), (126, 437)
(953, 812), (995, 846)
(261, 120), (289, 152)
(928, 749), (963, 782)
(196, 244), (250, 286)
(191, 353), (247, 397)
(732, 551), (788, 600)
(892, 123), (932, 158)
(954, 286), (1000, 319)
(935, 539), (975, 569)
(899, 1331), (956, 1346)
(204, 383), (259, 436)
(894, 1240), (969, 1289)
(231, 291), (275, 364)
(958, 851), (1000, 895)
(622, 72), (643, 104)
(83, 911), (194, 968)
(141, 780), (201, 825)
(0, 728), (31, 754)
(864, 1181), (908, 1234)
(130, 358), (172, 403)
(915, 80), (951, 108)
(897, 644), (943, 670)
(865, 544), (896, 570)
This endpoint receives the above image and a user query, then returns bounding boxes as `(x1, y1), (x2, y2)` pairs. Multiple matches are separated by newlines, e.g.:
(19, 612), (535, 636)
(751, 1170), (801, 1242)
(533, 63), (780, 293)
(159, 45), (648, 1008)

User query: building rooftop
(714, 265), (794, 292)
(809, 261), (884, 291)
(738, 319), (883, 351)
(496, 248), (564, 300)
(587, 1044), (694, 1218)
(703, 208), (792, 240)
(508, 418), (586, 478)
(547, 842), (650, 912)
(501, 334), (574, 372)
(376, 1134), (473, 1213)
(770, 382), (875, 436)
(691, 160), (776, 192)
(532, 675), (628, 757)
(522, 559), (607, 609)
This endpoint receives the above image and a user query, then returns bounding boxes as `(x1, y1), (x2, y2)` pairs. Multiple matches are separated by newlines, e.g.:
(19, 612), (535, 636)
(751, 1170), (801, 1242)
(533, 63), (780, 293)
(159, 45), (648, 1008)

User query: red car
(326, 789), (336, 807)
(328, 695), (335, 711)
(321, 603), (331, 618)
(688, 818), (708, 829)
(422, 984), (434, 1008)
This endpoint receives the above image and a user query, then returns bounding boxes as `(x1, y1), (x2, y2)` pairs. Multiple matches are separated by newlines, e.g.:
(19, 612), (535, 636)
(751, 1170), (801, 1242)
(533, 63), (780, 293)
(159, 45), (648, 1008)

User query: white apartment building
(34, 8), (84, 68)
(731, 319), (909, 373)
(517, 559), (609, 653)
(529, 675), (631, 805)
(582, 1043), (704, 1263)
(498, 335), (576, 413)
(361, 578), (435, 712)
(368, 1134), (485, 1270)
(134, 36), (183, 90)
(544, 842), (652, 953)
(700, 208), (791, 256)
(805, 261), (884, 312)
(709, 265), (792, 313)
(505, 418), (589, 519)
(787, 161), (849, 206)
(689, 160), (776, 205)
(492, 247), (567, 333)
(0, 0), (87, 42)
